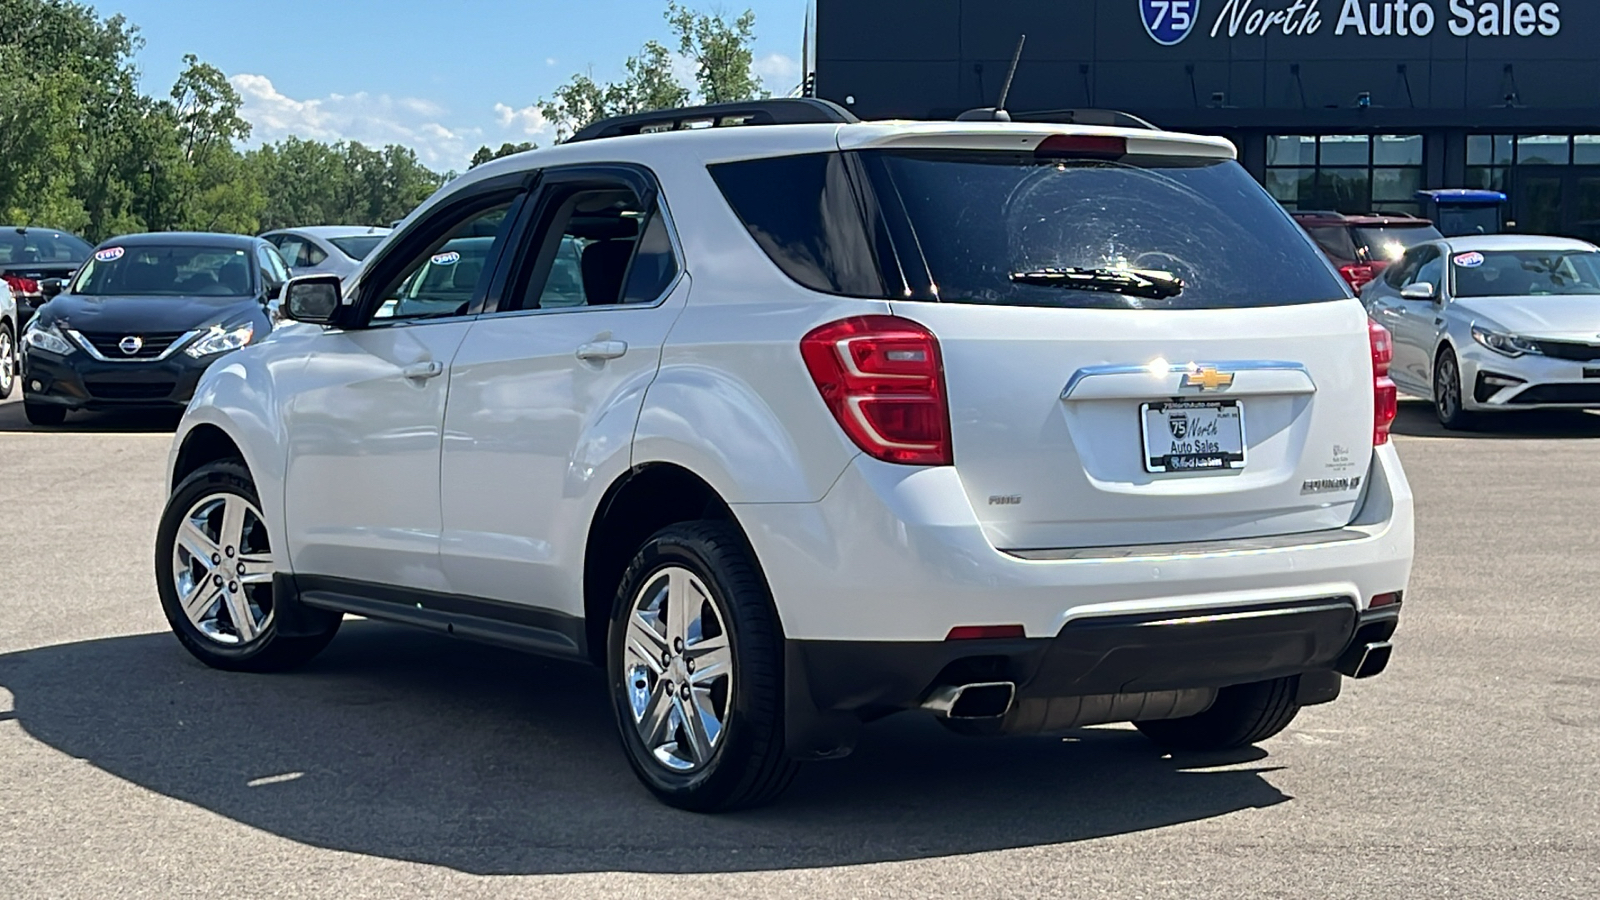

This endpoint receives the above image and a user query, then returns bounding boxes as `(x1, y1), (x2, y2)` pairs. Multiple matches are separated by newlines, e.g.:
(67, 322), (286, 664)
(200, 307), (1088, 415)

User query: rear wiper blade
(1010, 267), (1184, 300)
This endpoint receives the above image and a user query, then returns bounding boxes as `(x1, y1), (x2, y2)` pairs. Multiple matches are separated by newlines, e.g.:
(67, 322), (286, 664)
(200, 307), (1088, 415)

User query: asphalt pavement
(1, 394), (1597, 899)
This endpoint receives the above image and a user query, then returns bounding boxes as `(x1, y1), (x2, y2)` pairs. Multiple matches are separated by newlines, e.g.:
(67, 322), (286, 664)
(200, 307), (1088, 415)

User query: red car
(1292, 211), (1443, 293)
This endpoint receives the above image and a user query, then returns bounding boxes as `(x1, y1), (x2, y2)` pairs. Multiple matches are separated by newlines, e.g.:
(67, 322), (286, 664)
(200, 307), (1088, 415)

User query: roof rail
(1013, 108), (1162, 131)
(566, 98), (858, 144)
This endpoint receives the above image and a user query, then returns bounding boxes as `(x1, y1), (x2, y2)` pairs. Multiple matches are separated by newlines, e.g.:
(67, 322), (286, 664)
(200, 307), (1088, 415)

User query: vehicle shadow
(1391, 398), (1600, 439)
(0, 396), (180, 434)
(0, 621), (1289, 875)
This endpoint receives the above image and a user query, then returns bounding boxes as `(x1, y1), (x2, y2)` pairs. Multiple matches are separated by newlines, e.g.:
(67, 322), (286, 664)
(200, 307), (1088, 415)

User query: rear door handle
(576, 340), (628, 361)
(401, 360), (444, 381)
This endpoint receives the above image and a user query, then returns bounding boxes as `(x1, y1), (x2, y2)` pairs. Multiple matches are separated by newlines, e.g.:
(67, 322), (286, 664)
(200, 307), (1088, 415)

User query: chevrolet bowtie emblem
(1183, 367), (1235, 391)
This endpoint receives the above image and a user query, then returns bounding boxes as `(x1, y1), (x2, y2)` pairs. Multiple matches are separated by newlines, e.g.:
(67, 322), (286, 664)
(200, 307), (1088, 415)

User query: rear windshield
(1354, 225), (1442, 264)
(330, 235), (385, 260)
(711, 150), (1348, 310)
(0, 229), (91, 265)
(72, 245), (255, 297)
(1451, 250), (1600, 298)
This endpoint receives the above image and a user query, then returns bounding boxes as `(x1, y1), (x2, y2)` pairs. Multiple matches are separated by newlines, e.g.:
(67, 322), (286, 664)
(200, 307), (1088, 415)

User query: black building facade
(813, 0), (1600, 239)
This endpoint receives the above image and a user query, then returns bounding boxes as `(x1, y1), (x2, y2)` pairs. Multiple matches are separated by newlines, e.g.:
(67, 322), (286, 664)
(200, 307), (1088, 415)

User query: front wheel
(1134, 676), (1302, 751)
(0, 324), (15, 399)
(1433, 349), (1476, 430)
(608, 521), (798, 811)
(154, 459), (339, 672)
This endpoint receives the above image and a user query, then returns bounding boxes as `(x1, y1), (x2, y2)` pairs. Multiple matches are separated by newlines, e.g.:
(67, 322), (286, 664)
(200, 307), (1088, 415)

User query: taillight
(800, 315), (953, 466)
(1338, 264), (1377, 292)
(1369, 319), (1398, 446)
(1035, 134), (1127, 160)
(3, 274), (40, 297)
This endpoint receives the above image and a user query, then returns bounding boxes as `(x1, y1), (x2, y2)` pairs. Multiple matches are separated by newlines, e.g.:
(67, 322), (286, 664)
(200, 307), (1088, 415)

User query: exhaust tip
(1338, 640), (1393, 679)
(922, 681), (1016, 719)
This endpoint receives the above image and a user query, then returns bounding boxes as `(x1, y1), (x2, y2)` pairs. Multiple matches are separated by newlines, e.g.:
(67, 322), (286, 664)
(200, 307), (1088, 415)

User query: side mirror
(40, 278), (65, 300)
(282, 273), (344, 325)
(1400, 282), (1436, 301)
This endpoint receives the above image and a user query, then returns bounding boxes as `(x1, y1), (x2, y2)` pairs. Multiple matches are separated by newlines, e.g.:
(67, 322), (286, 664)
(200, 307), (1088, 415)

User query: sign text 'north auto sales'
(1142, 1), (1565, 43)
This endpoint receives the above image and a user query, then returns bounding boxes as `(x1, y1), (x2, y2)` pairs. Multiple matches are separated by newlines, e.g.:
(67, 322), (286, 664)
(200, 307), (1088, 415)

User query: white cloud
(493, 102), (551, 139)
(752, 53), (801, 94)
(231, 73), (487, 171)
(545, 57), (558, 67)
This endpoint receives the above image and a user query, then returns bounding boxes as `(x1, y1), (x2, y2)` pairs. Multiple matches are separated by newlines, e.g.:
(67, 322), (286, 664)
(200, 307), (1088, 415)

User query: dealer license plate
(1140, 400), (1246, 474)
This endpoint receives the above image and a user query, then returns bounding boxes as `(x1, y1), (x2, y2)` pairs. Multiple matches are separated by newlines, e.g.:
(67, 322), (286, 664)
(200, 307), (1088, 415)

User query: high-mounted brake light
(1035, 134), (1127, 160)
(946, 624), (1027, 641)
(1370, 319), (1398, 446)
(800, 316), (953, 466)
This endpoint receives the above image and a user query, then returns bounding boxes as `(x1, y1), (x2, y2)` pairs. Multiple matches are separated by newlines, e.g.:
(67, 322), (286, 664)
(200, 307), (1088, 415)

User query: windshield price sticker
(1141, 400), (1247, 474)
(1454, 251), (1485, 268)
(95, 247), (125, 262)
(430, 251), (461, 266)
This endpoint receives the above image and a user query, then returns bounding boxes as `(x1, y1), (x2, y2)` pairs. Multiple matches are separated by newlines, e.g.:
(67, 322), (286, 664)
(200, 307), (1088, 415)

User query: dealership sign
(1142, 0), (1564, 42)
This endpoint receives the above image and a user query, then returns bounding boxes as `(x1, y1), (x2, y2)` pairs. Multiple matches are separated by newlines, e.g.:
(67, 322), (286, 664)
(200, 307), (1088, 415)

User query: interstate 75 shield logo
(1141, 0), (1198, 45)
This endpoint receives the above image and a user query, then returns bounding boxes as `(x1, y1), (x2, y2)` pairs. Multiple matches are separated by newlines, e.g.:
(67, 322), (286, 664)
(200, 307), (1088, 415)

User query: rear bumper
(785, 599), (1402, 758)
(734, 443), (1414, 643)
(20, 347), (207, 410)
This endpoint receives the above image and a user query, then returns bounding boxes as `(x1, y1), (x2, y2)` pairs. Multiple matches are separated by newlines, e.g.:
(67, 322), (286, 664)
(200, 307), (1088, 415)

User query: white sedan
(1363, 234), (1600, 428)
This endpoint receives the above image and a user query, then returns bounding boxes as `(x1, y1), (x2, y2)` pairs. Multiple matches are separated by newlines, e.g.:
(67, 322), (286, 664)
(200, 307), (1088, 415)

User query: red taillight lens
(800, 315), (953, 466)
(1338, 264), (1377, 292)
(3, 274), (40, 296)
(1369, 319), (1398, 446)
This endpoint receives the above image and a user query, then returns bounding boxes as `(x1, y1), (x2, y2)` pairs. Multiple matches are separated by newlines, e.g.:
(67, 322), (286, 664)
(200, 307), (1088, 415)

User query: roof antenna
(957, 34), (1025, 122)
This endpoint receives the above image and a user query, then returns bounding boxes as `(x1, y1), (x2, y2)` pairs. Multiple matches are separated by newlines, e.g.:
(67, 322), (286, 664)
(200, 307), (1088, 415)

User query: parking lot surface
(1, 394), (1597, 899)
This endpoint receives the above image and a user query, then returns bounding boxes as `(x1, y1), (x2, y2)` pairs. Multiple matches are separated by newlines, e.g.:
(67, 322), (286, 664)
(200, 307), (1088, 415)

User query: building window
(1266, 134), (1424, 216)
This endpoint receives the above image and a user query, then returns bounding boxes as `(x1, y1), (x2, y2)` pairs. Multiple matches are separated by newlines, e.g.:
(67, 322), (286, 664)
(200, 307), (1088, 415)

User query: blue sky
(103, 0), (811, 171)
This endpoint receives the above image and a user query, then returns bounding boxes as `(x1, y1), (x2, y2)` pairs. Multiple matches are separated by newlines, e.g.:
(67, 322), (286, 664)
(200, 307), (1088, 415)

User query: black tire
(607, 521), (799, 812)
(1433, 348), (1476, 430)
(155, 459), (339, 672)
(23, 401), (65, 426)
(1133, 676), (1302, 751)
(0, 322), (15, 400)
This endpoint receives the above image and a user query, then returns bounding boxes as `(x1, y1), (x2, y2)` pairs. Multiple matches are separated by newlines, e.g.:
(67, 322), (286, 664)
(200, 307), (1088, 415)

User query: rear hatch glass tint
(712, 149), (1348, 310)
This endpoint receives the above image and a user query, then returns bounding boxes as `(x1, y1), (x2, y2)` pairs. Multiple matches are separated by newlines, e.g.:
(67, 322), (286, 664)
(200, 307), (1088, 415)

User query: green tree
(469, 141), (538, 169)
(666, 2), (765, 104)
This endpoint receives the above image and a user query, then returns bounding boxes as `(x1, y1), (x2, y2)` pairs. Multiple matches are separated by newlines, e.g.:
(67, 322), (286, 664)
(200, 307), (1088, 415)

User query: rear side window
(708, 153), (883, 296)
(712, 150), (1349, 310)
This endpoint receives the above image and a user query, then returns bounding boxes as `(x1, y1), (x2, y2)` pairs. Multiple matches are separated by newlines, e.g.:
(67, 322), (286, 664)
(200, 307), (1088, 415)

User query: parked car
(1363, 234), (1600, 428)
(0, 277), (16, 399)
(259, 225), (391, 282)
(0, 226), (93, 334)
(1292, 211), (1443, 292)
(19, 232), (288, 426)
(156, 99), (1414, 811)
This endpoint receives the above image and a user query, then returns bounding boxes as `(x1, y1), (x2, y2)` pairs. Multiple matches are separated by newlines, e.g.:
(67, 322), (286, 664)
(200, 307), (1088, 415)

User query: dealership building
(813, 0), (1600, 240)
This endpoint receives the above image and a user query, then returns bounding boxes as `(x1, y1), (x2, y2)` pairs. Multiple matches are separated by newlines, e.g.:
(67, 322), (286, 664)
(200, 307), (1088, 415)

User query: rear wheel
(23, 401), (65, 426)
(1133, 676), (1301, 751)
(1433, 348), (1476, 430)
(155, 459), (339, 672)
(608, 521), (798, 811)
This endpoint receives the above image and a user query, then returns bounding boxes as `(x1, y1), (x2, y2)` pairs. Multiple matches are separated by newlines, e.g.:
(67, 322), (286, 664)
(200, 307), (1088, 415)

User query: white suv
(156, 100), (1414, 811)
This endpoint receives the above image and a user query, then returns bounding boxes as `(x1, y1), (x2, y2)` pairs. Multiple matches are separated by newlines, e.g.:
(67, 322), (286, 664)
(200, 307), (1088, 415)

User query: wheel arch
(582, 462), (762, 665)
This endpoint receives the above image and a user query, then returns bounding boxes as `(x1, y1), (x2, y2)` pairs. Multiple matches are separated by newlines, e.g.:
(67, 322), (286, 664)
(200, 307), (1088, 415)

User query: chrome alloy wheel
(0, 328), (14, 395)
(170, 492), (275, 644)
(621, 566), (734, 772)
(1436, 353), (1462, 421)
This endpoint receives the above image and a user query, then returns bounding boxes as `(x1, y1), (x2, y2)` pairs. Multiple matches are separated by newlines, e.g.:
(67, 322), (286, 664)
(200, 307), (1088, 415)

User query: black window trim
(344, 170), (536, 330)
(478, 162), (685, 321)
